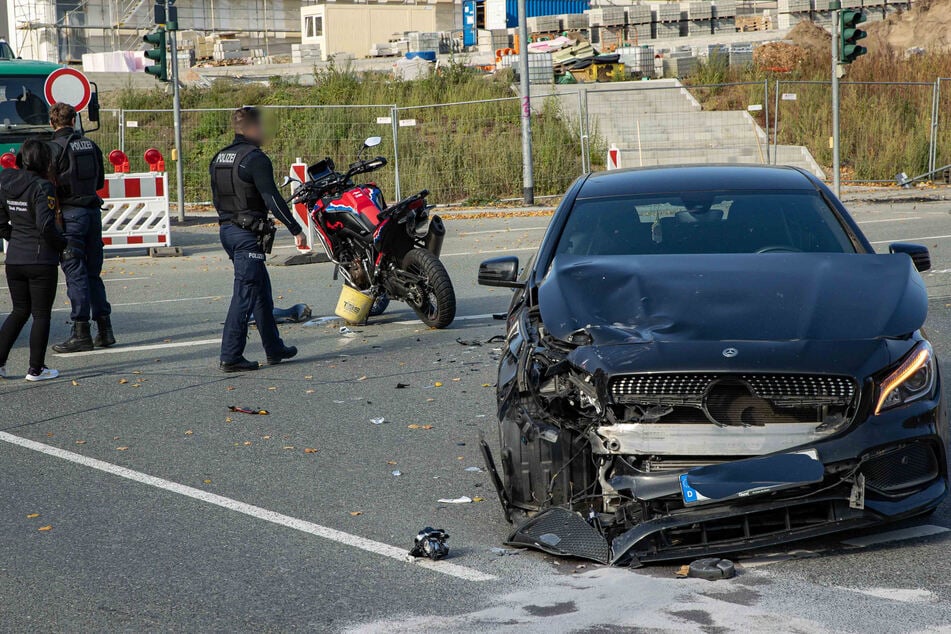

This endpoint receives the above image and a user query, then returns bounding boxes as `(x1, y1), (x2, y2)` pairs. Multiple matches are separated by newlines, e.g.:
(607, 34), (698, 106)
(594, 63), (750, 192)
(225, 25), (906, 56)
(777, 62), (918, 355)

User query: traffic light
(841, 9), (868, 64)
(143, 28), (168, 82)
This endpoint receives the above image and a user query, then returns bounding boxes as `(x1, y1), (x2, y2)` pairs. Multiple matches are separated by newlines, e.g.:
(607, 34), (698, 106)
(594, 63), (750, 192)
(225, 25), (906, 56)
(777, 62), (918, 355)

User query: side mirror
(479, 256), (521, 288)
(364, 136), (382, 148)
(890, 242), (931, 272)
(87, 91), (100, 123)
(281, 175), (301, 188)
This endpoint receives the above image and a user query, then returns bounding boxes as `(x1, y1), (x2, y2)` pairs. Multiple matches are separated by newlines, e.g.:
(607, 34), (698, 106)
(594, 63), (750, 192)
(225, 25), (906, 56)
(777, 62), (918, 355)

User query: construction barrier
(98, 171), (172, 250)
(289, 159), (318, 253)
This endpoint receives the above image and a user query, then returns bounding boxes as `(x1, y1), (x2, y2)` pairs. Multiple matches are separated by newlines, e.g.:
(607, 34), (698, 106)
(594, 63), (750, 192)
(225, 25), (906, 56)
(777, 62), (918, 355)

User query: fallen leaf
(676, 565), (691, 578)
(421, 425), (434, 430)
(473, 497), (486, 502)
(38, 525), (52, 532)
(304, 375), (313, 380)
(184, 430), (193, 435)
(225, 417), (233, 423)
(304, 447), (318, 454)
(46, 432), (54, 437)
(26, 513), (39, 519)
(226, 386), (236, 391)
(243, 441), (252, 446)
(357, 375), (368, 381)
(426, 398), (435, 403)
(305, 389), (315, 394)
(482, 383), (492, 388)
(71, 380), (79, 386)
(452, 378), (461, 382)
(132, 370), (142, 375)
(75, 440), (86, 445)
(267, 386), (277, 391)
(386, 460), (397, 465)
(349, 511), (363, 516)
(118, 378), (129, 384)
(113, 436), (120, 440)
(130, 383), (141, 388)
(407, 424), (421, 429)
(203, 479), (212, 484)
(283, 445), (295, 450)
(434, 382), (444, 387)
(261, 435), (271, 440)
(116, 446), (129, 451)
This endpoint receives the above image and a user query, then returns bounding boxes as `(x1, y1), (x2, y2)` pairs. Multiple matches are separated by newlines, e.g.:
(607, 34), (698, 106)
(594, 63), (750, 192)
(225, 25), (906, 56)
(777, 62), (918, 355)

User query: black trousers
(0, 264), (59, 370)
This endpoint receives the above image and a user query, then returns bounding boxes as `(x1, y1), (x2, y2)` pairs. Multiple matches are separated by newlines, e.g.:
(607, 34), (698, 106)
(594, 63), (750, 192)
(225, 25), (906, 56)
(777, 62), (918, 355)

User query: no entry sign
(44, 67), (92, 112)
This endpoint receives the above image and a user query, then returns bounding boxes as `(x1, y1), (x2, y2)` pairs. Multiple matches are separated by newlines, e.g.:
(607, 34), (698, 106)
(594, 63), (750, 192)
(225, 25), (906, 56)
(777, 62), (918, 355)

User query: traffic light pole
(516, 0), (534, 206)
(168, 27), (186, 222)
(831, 2), (841, 198)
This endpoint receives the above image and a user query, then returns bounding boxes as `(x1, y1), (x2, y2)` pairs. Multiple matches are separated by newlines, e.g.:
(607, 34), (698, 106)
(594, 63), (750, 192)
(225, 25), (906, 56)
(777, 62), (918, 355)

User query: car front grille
(609, 373), (857, 427)
(610, 373), (856, 406)
(862, 443), (940, 493)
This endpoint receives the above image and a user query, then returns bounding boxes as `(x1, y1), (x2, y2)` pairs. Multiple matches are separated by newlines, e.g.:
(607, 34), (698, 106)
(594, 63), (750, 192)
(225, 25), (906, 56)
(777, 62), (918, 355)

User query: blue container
(406, 51), (437, 62)
(504, 0), (589, 28)
(463, 0), (478, 47)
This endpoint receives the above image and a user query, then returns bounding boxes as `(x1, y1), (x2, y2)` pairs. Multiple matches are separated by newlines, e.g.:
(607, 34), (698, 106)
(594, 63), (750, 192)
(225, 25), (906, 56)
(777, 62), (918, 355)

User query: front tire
(401, 248), (456, 328)
(369, 292), (390, 317)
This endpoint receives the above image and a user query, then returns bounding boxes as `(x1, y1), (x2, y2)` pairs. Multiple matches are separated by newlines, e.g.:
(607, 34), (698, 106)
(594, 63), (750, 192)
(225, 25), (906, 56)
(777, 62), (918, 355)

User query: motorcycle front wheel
(401, 248), (456, 329)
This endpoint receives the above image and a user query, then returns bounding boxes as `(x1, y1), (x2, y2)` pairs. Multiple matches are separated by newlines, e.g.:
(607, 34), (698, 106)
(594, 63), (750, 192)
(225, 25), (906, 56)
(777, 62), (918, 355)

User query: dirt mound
(787, 20), (832, 52)
(866, 0), (951, 52)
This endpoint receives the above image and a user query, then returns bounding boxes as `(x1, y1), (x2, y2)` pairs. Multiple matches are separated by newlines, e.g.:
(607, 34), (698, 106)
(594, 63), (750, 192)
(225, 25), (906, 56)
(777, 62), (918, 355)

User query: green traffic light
(840, 9), (868, 64)
(143, 28), (168, 82)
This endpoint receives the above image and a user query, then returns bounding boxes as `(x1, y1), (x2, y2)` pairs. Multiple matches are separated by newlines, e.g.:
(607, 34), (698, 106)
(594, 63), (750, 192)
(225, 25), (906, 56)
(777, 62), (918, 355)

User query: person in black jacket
(210, 106), (306, 372)
(47, 102), (115, 354)
(0, 138), (67, 381)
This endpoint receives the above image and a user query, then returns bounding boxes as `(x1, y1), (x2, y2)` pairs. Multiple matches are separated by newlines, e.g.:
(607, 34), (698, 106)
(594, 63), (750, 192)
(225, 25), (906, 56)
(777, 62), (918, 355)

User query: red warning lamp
(144, 148), (165, 172)
(108, 149), (130, 173)
(0, 152), (17, 169)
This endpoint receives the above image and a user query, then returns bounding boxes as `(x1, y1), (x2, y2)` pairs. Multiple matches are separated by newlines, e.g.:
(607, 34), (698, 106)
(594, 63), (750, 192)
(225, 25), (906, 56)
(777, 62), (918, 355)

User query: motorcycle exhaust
(425, 214), (446, 258)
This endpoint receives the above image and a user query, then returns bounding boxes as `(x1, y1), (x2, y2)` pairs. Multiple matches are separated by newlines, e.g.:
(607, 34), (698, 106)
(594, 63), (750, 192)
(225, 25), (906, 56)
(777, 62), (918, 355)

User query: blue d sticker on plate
(680, 473), (708, 505)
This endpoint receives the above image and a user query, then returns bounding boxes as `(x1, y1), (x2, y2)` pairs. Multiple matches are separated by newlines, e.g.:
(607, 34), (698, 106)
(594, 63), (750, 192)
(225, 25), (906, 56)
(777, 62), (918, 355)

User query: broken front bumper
(496, 395), (948, 566)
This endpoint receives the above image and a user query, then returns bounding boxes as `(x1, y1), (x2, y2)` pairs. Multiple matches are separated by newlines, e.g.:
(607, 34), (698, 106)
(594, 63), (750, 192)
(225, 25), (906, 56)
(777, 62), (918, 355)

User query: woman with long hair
(0, 138), (67, 381)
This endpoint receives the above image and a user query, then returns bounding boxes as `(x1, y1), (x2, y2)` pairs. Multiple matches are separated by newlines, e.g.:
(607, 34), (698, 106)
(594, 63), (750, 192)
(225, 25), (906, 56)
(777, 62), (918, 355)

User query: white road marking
(871, 234), (951, 245)
(839, 587), (935, 604)
(52, 338), (220, 357)
(393, 313), (497, 326)
(840, 524), (950, 548)
(0, 277), (149, 291)
(0, 431), (496, 583)
(441, 247), (538, 257)
(52, 295), (222, 312)
(456, 226), (548, 236)
(856, 216), (921, 224)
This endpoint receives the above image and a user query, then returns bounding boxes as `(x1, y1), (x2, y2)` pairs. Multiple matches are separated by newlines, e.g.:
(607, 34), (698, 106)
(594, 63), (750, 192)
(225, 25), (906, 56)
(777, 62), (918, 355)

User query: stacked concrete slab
(292, 43), (321, 64)
(652, 3), (682, 40)
(777, 0), (811, 29)
(712, 0), (737, 33)
(681, 2), (713, 37)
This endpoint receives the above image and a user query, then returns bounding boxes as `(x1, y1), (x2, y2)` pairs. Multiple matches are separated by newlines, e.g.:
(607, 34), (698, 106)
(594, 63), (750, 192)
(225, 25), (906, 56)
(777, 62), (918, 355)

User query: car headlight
(874, 342), (936, 415)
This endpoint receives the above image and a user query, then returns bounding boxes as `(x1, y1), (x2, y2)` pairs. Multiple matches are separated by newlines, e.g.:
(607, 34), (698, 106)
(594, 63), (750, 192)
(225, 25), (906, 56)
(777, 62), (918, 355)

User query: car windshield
(555, 190), (857, 256)
(0, 75), (51, 129)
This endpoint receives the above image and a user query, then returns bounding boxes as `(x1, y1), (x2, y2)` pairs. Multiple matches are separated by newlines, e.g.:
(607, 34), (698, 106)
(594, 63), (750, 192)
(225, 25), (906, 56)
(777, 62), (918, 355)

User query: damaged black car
(477, 165), (948, 566)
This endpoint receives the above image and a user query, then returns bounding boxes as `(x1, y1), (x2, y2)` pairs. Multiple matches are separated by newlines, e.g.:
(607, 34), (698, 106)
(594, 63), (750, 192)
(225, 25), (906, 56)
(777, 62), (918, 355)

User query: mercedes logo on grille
(722, 347), (739, 358)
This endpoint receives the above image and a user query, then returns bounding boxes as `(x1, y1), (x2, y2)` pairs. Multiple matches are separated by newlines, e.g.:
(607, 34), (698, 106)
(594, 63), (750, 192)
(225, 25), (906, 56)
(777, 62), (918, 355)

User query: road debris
(340, 326), (356, 337)
(490, 547), (521, 556)
(438, 496), (473, 504)
(680, 558), (737, 580)
(464, 466), (483, 473)
(409, 527), (450, 560)
(370, 417), (386, 425)
(392, 470), (402, 476)
(228, 406), (269, 415)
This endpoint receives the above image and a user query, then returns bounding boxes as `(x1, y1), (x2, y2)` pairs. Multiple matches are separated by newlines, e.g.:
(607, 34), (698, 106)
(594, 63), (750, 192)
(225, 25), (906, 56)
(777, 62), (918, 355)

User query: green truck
(0, 41), (100, 158)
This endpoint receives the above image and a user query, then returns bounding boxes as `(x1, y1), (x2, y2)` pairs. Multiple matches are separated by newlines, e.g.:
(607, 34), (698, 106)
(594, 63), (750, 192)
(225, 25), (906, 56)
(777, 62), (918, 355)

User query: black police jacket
(209, 135), (302, 235)
(51, 127), (105, 208)
(0, 169), (67, 266)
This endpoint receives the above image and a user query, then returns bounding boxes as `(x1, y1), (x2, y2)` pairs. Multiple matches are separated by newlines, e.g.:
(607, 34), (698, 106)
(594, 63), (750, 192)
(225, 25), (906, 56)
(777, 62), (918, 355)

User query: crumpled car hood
(538, 253), (927, 345)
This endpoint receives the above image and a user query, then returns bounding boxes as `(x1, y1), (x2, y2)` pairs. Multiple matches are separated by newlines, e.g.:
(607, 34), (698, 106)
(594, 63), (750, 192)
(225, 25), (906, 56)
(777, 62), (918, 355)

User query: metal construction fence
(88, 78), (951, 208)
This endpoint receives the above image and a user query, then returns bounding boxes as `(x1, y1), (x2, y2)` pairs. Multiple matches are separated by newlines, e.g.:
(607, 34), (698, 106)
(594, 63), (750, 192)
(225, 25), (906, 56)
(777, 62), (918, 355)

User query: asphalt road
(2, 197), (951, 632)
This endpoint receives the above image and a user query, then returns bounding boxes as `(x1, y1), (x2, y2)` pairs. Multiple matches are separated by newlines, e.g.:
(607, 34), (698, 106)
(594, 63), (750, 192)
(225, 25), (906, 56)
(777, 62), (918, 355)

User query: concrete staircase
(539, 79), (824, 178)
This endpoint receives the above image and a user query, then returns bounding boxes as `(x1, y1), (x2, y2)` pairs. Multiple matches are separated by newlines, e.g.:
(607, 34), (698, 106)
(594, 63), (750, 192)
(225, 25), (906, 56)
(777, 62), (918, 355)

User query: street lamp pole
(516, 0), (534, 205)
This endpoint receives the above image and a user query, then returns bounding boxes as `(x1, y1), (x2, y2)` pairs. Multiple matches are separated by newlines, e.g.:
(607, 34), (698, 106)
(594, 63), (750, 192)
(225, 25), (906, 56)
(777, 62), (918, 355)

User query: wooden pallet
(736, 15), (774, 31)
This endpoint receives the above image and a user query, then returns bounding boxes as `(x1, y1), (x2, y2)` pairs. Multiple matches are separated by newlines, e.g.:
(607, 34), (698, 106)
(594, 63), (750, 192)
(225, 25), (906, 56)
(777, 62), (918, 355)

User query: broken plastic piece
(339, 326), (356, 336)
(392, 470), (402, 476)
(228, 406), (269, 415)
(687, 558), (736, 580)
(409, 527), (450, 560)
(464, 466), (483, 473)
(371, 417), (386, 425)
(438, 496), (473, 504)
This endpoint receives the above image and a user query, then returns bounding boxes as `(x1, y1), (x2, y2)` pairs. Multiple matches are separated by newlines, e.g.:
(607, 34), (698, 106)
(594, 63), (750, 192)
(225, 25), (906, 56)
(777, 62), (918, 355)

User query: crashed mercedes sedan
(477, 165), (948, 566)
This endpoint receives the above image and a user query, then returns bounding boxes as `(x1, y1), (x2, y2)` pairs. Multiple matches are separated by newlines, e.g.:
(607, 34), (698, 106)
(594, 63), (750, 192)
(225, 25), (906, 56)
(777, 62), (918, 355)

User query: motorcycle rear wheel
(401, 248), (456, 329)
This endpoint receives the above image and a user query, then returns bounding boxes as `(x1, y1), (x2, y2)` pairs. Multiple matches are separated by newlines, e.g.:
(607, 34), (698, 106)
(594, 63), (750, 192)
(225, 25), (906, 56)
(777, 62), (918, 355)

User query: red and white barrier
(289, 158), (317, 253)
(607, 144), (621, 171)
(97, 172), (171, 250)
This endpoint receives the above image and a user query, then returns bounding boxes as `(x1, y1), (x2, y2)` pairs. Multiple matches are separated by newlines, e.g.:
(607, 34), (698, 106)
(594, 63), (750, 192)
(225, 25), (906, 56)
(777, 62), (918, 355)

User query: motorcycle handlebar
(285, 156), (389, 204)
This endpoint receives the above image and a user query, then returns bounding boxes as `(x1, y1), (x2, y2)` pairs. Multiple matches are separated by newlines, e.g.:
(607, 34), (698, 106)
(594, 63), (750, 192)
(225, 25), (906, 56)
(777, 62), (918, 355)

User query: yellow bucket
(335, 285), (373, 324)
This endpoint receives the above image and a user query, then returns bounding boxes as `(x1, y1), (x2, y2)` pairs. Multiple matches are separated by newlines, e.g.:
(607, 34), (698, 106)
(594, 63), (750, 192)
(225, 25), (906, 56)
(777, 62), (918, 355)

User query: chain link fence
(85, 79), (951, 209)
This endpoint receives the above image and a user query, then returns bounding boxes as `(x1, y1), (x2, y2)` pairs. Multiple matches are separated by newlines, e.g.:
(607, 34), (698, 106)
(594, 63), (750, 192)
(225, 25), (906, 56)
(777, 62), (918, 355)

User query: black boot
(52, 322), (94, 354)
(93, 316), (116, 348)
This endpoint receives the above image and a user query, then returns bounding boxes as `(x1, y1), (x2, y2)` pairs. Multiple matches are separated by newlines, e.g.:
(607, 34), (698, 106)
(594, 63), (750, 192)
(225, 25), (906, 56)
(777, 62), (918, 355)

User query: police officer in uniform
(211, 106), (307, 372)
(48, 102), (115, 354)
